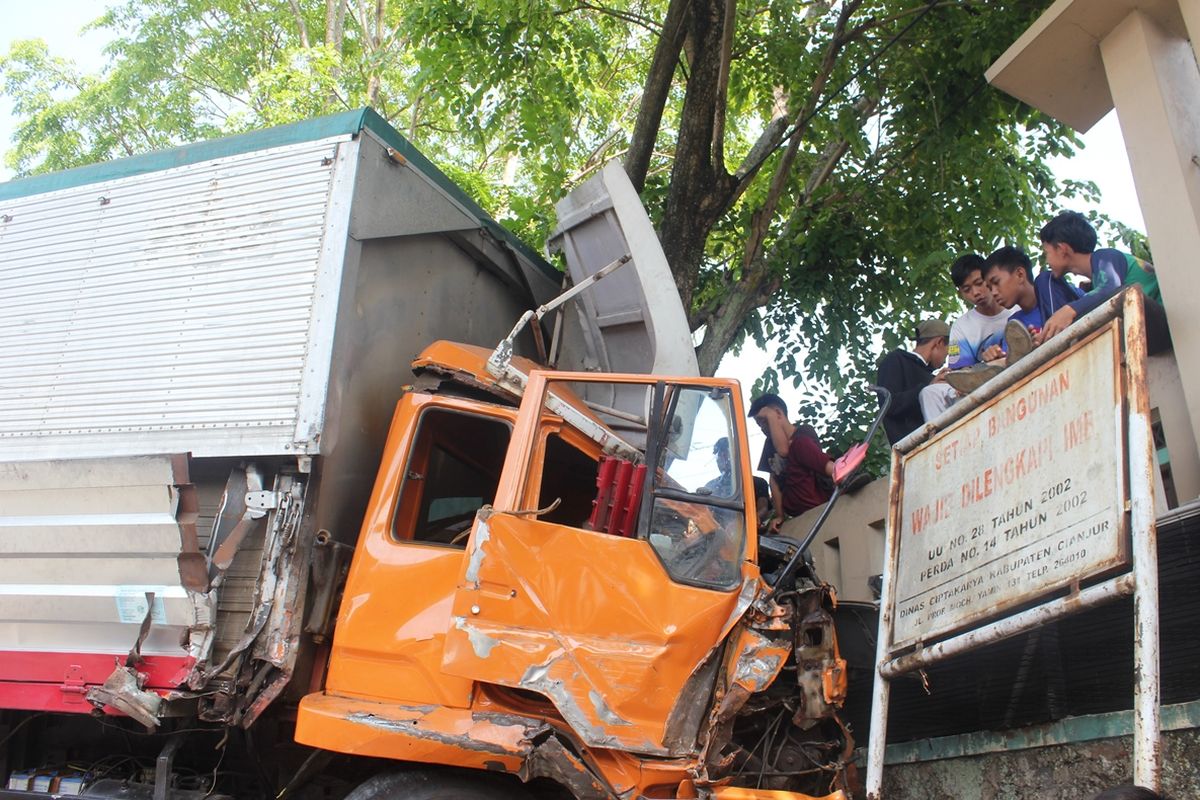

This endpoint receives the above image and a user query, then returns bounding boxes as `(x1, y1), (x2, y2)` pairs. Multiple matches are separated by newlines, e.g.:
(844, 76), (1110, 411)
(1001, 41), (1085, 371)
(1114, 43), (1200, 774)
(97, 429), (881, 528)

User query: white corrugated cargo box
(0, 110), (561, 463)
(0, 110), (564, 675)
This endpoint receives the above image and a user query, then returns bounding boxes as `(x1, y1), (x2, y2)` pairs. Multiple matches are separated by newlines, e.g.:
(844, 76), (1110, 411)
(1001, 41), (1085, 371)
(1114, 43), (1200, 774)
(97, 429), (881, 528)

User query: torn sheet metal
(662, 650), (722, 755)
(188, 472), (310, 728)
(464, 511), (493, 586)
(520, 734), (615, 800)
(86, 664), (163, 729)
(516, 654), (650, 753)
(728, 628), (791, 697)
(702, 624), (793, 775)
(793, 587), (847, 727)
(86, 594), (166, 728)
(442, 511), (750, 756)
(347, 707), (533, 758)
(300, 693), (624, 799)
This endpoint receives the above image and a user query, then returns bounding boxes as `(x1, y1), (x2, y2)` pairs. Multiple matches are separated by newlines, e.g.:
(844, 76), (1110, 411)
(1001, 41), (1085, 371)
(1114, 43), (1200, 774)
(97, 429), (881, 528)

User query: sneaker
(945, 364), (1004, 394)
(1005, 320), (1034, 366)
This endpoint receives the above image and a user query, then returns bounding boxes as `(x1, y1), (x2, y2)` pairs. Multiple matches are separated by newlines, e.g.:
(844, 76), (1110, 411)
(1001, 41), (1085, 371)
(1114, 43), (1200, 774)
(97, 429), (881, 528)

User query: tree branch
(325, 0), (347, 48)
(709, 0), (736, 170)
(739, 0), (862, 268)
(564, 1), (660, 33)
(843, 0), (971, 45)
(287, 0), (311, 48)
(624, 0), (691, 191)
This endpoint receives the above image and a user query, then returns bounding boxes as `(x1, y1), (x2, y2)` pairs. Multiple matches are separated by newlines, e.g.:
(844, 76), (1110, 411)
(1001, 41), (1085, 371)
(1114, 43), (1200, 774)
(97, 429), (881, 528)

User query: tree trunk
(624, 0), (691, 192)
(658, 0), (736, 311)
(694, 273), (775, 376)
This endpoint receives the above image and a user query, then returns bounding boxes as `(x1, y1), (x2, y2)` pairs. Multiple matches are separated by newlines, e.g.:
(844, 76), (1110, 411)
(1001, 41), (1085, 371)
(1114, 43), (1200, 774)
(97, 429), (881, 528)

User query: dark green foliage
(2, 1), (1106, 473)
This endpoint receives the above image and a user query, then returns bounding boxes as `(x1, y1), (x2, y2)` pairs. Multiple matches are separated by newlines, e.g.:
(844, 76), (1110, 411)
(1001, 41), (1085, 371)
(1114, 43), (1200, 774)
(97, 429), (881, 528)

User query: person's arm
(877, 353), (928, 420)
(768, 475), (785, 532)
(766, 414), (790, 457)
(1039, 254), (1124, 343)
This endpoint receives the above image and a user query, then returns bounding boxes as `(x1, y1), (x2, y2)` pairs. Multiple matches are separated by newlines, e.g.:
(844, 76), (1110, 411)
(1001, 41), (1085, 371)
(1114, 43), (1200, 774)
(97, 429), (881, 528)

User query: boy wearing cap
(876, 320), (950, 445)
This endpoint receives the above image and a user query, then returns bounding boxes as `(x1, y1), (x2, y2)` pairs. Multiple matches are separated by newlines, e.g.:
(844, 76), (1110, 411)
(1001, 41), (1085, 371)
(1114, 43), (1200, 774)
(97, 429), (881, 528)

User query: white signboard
(890, 324), (1126, 649)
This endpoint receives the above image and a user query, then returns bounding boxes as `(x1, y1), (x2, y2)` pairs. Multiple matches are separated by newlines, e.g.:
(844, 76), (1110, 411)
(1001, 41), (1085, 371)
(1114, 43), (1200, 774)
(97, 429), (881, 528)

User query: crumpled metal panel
(793, 587), (848, 728)
(0, 454), (213, 668)
(0, 136), (349, 460)
(727, 627), (792, 697)
(297, 693), (534, 772)
(442, 510), (750, 755)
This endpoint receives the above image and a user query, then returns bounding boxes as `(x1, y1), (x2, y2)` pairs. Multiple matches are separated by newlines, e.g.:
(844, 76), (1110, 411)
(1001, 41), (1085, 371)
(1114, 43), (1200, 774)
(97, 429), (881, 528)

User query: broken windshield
(644, 385), (745, 589)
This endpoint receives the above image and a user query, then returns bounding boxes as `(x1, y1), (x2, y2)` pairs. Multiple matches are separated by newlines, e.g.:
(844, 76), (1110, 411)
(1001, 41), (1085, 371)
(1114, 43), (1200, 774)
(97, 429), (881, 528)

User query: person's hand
(769, 515), (784, 534)
(1035, 306), (1077, 345)
(931, 368), (949, 384)
(980, 344), (1004, 362)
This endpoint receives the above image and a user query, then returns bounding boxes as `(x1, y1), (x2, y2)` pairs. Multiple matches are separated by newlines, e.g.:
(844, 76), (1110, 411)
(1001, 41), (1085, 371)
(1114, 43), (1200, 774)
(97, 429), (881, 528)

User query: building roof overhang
(986, 0), (1189, 131)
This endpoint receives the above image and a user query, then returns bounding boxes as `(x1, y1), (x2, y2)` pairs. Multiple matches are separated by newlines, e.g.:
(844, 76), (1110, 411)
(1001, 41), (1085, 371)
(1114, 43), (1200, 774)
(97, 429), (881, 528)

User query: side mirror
(832, 385), (890, 486)
(833, 442), (868, 485)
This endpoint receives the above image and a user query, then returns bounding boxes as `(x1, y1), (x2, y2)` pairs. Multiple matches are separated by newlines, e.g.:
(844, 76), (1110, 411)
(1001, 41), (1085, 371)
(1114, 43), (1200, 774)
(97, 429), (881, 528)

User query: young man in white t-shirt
(919, 254), (1014, 420)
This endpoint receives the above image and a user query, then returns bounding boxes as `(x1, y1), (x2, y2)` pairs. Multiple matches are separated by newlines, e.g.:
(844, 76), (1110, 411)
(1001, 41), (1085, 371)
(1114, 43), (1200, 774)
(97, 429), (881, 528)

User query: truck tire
(343, 770), (532, 800)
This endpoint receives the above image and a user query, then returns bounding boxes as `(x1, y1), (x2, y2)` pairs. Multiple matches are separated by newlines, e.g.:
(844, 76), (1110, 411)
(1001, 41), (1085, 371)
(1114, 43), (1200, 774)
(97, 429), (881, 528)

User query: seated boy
(984, 245), (1082, 338)
(920, 254), (1014, 420)
(946, 246), (1081, 394)
(1036, 210), (1168, 352)
(747, 394), (834, 529)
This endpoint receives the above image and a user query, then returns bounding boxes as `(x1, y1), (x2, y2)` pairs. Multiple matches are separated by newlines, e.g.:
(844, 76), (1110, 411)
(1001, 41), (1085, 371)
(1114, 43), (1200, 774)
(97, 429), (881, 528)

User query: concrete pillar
(1148, 352), (1200, 509)
(1100, 11), (1200, 501)
(1181, 1), (1200, 64)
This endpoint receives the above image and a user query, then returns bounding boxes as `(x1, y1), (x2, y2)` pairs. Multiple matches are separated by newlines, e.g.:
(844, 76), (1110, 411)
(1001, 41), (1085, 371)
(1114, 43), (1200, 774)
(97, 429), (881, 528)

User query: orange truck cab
(0, 121), (853, 800)
(295, 340), (855, 799)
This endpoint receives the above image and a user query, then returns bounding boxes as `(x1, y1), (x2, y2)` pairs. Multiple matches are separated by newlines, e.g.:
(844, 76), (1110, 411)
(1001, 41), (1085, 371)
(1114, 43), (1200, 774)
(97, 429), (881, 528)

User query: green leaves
(1, 0), (1104, 471)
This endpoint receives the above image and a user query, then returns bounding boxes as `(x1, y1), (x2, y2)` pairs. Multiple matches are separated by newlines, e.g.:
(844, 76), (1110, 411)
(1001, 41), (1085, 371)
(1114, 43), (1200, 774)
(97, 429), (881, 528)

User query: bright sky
(0, 0), (112, 179)
(0, 0), (1151, 461)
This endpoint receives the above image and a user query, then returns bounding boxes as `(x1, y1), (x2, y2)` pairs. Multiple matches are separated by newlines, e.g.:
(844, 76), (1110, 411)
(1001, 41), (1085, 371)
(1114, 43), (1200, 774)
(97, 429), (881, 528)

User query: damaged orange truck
(0, 111), (856, 800)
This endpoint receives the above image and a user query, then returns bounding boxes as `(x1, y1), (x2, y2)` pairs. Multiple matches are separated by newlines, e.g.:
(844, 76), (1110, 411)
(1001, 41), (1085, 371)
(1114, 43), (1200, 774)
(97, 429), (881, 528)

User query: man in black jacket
(877, 319), (950, 445)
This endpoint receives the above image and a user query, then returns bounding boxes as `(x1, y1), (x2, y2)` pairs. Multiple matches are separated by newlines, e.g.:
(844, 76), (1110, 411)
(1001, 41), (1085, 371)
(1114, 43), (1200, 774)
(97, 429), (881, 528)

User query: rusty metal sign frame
(888, 321), (1126, 649)
(864, 290), (1161, 797)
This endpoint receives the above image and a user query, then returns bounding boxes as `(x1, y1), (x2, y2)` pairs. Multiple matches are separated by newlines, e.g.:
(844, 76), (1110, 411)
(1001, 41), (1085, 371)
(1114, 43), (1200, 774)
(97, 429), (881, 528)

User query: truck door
(442, 371), (757, 755)
(546, 162), (699, 451)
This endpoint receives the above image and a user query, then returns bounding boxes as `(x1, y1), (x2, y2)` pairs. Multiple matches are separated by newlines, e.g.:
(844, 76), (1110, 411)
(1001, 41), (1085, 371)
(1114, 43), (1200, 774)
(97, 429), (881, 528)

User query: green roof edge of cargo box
(0, 107), (559, 279)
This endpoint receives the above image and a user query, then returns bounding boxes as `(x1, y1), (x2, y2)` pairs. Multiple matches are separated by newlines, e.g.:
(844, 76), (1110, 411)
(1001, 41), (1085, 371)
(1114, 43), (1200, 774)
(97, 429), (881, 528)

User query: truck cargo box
(0, 109), (566, 720)
(0, 111), (697, 726)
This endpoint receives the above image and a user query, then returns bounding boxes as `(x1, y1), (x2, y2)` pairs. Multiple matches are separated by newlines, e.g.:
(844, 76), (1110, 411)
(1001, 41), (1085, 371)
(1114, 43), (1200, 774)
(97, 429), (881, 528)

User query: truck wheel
(344, 770), (532, 800)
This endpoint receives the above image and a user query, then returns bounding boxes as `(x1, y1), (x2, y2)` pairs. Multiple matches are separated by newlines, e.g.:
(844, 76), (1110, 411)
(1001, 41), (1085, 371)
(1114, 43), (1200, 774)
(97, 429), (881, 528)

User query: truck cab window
(536, 433), (600, 527)
(392, 409), (512, 546)
(644, 386), (745, 589)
